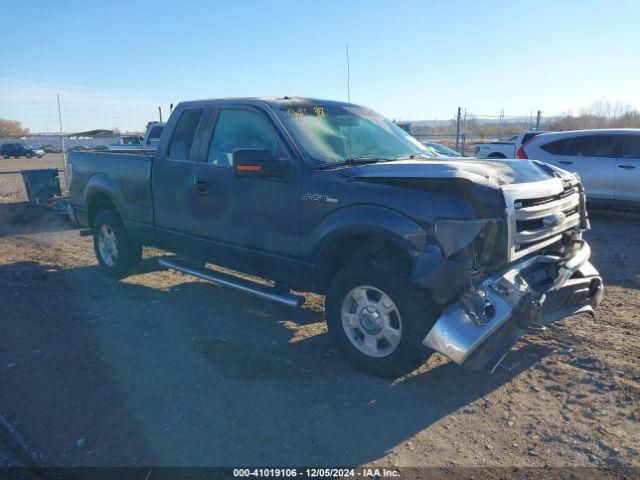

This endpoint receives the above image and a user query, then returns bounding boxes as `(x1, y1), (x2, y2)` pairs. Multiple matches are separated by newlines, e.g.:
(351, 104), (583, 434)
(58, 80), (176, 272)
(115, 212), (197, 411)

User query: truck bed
(68, 150), (156, 229)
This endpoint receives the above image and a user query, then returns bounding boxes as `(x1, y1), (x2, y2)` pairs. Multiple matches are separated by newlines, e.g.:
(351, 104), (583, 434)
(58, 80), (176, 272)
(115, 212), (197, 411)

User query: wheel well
(88, 193), (118, 227)
(487, 152), (506, 158)
(315, 233), (413, 294)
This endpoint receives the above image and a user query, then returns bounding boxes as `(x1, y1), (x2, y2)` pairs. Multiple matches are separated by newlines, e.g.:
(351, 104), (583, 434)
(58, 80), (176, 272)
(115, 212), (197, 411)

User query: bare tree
(0, 118), (30, 137)
(548, 101), (640, 131)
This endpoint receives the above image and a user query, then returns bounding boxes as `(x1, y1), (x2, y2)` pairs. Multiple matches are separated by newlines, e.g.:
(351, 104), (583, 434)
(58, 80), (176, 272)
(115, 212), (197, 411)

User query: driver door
(191, 106), (302, 272)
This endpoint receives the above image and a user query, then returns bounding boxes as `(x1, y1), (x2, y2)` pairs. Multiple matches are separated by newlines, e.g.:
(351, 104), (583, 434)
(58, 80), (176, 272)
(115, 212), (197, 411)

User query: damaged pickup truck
(67, 97), (603, 378)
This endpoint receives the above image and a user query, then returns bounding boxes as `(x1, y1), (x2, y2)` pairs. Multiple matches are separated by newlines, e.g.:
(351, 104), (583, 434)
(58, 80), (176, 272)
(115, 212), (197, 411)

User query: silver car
(522, 129), (640, 206)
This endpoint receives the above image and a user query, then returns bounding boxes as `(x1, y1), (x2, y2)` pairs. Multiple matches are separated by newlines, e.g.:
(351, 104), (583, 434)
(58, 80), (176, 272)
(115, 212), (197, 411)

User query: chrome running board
(159, 258), (305, 308)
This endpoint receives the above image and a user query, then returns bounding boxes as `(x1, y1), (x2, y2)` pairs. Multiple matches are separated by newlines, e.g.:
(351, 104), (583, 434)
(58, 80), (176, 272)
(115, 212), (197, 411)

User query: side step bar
(158, 258), (305, 308)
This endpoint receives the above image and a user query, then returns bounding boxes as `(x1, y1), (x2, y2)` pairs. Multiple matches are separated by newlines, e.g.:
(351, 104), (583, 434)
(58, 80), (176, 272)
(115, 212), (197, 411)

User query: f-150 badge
(303, 193), (339, 203)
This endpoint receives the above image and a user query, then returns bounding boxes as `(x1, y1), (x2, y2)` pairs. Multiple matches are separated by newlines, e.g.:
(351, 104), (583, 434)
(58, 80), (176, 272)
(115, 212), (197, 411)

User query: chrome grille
(502, 177), (584, 261)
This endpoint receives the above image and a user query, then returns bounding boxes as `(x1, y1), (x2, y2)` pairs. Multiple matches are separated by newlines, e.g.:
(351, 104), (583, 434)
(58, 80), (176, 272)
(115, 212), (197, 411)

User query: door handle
(618, 164), (636, 170)
(195, 179), (211, 196)
(558, 160), (573, 165)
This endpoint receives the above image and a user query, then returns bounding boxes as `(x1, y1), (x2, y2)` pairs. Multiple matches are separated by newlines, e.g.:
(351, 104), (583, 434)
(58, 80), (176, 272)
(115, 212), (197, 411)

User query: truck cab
(108, 121), (165, 151)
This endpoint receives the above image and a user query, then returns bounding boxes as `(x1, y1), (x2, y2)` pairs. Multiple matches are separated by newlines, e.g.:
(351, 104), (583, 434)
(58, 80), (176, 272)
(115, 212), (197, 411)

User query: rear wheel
(488, 152), (506, 159)
(326, 255), (437, 378)
(92, 210), (142, 279)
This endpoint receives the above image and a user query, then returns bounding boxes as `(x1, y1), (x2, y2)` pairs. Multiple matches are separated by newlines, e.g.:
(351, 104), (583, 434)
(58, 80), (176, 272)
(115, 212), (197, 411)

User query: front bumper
(422, 241), (603, 371)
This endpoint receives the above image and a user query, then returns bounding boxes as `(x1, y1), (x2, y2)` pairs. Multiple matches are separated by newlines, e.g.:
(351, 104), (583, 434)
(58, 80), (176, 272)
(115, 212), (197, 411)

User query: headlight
(434, 218), (501, 274)
(435, 219), (490, 257)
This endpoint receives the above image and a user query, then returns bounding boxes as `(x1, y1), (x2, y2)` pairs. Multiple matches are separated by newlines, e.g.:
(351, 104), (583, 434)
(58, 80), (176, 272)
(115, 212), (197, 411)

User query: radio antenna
(346, 44), (352, 159)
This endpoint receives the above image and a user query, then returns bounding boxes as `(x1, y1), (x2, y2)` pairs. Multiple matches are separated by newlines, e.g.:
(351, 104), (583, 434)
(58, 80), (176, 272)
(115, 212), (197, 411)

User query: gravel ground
(0, 161), (638, 470)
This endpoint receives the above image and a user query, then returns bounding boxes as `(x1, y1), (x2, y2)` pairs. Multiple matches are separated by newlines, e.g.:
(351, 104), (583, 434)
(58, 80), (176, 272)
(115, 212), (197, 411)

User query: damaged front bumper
(422, 240), (603, 371)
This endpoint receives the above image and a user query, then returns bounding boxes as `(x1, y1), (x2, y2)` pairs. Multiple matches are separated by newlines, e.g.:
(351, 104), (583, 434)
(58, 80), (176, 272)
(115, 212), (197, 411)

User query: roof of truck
(176, 96), (358, 109)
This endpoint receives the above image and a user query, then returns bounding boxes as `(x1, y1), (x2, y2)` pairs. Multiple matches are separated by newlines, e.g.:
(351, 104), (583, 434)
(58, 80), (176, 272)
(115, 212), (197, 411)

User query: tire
(25, 152), (33, 158)
(488, 153), (506, 159)
(326, 255), (437, 378)
(92, 210), (142, 279)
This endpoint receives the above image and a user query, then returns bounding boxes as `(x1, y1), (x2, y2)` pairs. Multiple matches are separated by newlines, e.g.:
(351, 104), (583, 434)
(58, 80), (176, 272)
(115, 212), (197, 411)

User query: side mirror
(233, 149), (293, 180)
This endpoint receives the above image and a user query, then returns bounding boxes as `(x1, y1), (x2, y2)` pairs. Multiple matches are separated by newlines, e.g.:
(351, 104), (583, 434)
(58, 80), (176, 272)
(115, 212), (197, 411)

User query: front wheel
(92, 210), (142, 279)
(326, 255), (437, 378)
(25, 152), (33, 158)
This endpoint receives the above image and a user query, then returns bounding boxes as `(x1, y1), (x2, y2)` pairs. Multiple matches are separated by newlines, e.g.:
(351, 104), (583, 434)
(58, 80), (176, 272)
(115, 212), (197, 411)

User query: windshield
(274, 101), (433, 164)
(147, 126), (164, 142)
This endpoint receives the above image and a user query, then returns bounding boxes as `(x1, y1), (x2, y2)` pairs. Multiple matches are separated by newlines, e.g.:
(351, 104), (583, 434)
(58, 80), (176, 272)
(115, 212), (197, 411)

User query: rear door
(554, 134), (616, 200)
(152, 106), (210, 253)
(614, 134), (640, 203)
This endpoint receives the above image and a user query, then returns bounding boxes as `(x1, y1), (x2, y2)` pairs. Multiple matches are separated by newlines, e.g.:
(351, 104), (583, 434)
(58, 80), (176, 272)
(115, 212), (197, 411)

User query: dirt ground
(0, 156), (638, 470)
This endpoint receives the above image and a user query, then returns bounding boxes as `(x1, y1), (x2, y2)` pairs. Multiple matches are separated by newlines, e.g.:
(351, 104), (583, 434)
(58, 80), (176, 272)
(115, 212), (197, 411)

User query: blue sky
(1, 0), (639, 132)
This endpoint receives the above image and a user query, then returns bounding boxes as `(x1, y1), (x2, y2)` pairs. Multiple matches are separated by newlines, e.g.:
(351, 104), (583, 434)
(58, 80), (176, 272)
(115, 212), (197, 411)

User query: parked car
(25, 145), (45, 157)
(41, 144), (63, 154)
(474, 131), (547, 158)
(67, 97), (602, 378)
(68, 145), (91, 151)
(108, 122), (165, 151)
(519, 128), (640, 207)
(0, 143), (45, 159)
(425, 142), (462, 157)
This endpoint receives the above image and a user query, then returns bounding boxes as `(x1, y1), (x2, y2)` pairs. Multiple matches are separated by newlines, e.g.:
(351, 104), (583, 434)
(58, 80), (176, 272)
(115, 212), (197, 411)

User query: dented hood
(345, 158), (561, 188)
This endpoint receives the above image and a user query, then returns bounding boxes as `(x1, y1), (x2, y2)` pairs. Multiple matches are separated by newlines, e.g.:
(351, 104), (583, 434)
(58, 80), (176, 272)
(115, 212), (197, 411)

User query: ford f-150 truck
(67, 97), (602, 378)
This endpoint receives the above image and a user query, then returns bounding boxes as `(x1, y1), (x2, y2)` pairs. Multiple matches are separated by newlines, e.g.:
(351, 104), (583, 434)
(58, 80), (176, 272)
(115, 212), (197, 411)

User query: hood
(345, 158), (563, 189)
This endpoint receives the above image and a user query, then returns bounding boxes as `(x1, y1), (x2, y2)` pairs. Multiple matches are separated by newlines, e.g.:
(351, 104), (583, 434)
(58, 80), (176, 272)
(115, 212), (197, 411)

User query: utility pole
(461, 108), (467, 155)
(346, 44), (352, 159)
(57, 94), (66, 168)
(498, 108), (504, 141)
(158, 106), (163, 123)
(455, 107), (461, 151)
(536, 110), (542, 130)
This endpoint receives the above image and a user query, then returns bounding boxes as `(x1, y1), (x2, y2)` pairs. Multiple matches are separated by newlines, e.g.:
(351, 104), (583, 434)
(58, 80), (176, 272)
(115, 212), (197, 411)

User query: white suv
(521, 129), (640, 206)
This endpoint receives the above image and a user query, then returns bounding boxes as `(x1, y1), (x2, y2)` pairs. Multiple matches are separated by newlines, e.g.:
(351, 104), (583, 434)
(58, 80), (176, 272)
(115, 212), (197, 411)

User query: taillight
(65, 161), (73, 189)
(516, 145), (528, 159)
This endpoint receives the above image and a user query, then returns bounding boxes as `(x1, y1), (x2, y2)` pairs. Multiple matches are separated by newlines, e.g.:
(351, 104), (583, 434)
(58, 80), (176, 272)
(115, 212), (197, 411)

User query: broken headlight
(434, 218), (501, 275)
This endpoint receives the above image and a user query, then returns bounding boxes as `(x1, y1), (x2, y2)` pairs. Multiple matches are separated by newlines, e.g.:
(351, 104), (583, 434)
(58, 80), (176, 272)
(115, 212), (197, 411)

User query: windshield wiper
(315, 156), (391, 170)
(395, 153), (431, 160)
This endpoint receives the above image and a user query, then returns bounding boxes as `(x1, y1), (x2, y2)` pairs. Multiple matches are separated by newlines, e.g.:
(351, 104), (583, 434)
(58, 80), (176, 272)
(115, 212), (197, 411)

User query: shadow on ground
(0, 202), (75, 237)
(0, 259), (550, 467)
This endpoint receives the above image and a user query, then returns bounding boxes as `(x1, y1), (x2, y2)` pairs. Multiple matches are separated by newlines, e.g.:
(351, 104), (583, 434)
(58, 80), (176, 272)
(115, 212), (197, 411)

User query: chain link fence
(397, 109), (545, 156)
